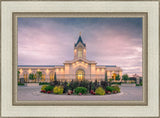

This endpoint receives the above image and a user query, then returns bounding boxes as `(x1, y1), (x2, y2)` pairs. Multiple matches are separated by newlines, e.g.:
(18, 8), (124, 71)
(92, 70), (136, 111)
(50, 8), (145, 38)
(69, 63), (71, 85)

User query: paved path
(17, 86), (143, 101)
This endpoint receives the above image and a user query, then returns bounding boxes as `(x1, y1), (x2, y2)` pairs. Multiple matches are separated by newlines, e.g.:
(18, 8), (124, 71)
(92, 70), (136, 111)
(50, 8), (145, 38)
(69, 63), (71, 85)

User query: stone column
(19, 74), (23, 79)
(45, 74), (50, 82)
(64, 64), (70, 81)
(119, 71), (122, 82)
(107, 71), (110, 80)
(91, 64), (96, 81)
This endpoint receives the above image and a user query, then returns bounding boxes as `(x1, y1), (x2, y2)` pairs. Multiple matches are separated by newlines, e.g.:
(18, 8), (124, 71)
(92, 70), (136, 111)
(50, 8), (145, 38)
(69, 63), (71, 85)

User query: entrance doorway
(76, 69), (85, 81)
(112, 73), (117, 80)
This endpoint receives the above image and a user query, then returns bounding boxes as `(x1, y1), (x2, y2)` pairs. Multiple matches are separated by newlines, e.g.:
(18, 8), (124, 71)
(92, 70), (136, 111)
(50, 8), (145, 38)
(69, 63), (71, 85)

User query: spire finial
(79, 32), (81, 36)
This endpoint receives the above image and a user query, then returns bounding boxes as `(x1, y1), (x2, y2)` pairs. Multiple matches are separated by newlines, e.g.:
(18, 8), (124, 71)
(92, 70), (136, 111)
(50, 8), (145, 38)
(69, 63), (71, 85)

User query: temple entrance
(76, 69), (85, 81)
(112, 73), (117, 80)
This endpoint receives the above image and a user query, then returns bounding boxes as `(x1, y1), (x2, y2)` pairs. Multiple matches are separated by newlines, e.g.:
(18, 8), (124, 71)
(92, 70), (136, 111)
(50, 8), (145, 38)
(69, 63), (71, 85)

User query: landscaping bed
(40, 80), (121, 96)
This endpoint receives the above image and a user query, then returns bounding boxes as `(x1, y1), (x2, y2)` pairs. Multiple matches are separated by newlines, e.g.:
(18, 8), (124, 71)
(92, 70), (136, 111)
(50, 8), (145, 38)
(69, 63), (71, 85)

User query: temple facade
(18, 33), (123, 82)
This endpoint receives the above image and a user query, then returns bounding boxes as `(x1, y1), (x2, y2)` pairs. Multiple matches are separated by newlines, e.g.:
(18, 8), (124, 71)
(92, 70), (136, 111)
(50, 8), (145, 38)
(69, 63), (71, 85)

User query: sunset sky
(18, 18), (142, 76)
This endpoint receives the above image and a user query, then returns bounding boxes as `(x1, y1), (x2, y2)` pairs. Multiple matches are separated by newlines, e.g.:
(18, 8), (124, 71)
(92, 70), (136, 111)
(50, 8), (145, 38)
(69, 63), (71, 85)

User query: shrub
(74, 87), (87, 95)
(45, 85), (54, 92)
(88, 82), (92, 92)
(94, 80), (99, 88)
(101, 81), (109, 89)
(41, 85), (47, 91)
(95, 87), (105, 95)
(50, 80), (60, 86)
(112, 85), (120, 93)
(111, 82), (121, 85)
(91, 82), (96, 91)
(136, 83), (142, 86)
(109, 78), (114, 82)
(80, 80), (89, 89)
(39, 82), (50, 85)
(68, 80), (74, 90)
(18, 82), (24, 86)
(122, 74), (129, 81)
(29, 73), (36, 80)
(136, 84), (140, 86)
(53, 86), (64, 94)
(115, 74), (120, 80)
(72, 80), (80, 90)
(106, 86), (115, 92)
(62, 81), (68, 93)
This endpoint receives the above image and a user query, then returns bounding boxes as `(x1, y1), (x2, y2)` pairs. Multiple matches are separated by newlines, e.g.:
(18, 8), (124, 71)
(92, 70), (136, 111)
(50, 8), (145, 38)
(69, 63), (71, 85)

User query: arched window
(76, 69), (85, 81)
(23, 73), (28, 82)
(78, 47), (83, 58)
(41, 74), (45, 82)
(50, 72), (54, 81)
(112, 73), (117, 80)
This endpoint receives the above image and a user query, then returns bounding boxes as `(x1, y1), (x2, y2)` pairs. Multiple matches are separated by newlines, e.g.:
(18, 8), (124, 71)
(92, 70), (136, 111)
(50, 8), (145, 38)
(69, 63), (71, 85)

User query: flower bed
(40, 80), (121, 95)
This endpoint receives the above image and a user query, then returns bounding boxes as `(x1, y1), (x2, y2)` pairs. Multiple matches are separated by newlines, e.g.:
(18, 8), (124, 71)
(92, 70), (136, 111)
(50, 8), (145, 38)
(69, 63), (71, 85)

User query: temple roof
(64, 58), (97, 64)
(18, 65), (64, 67)
(18, 65), (117, 67)
(75, 35), (86, 47)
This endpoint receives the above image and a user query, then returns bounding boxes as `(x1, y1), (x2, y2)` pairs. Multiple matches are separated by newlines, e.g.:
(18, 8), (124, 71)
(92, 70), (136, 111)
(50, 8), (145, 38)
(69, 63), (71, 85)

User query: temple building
(18, 33), (123, 82)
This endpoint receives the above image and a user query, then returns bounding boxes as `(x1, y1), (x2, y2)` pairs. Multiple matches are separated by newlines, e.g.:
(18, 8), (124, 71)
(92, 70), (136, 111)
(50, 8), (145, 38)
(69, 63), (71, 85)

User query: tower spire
(75, 32), (86, 47)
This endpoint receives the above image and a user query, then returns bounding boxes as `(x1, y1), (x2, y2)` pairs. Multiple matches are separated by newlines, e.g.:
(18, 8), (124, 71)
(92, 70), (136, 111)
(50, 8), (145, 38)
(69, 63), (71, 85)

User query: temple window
(41, 74), (45, 82)
(78, 47), (82, 58)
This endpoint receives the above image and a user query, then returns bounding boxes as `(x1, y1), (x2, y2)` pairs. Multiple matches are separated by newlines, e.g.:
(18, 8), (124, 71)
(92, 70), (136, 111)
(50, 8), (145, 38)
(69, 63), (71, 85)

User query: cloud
(18, 18), (142, 76)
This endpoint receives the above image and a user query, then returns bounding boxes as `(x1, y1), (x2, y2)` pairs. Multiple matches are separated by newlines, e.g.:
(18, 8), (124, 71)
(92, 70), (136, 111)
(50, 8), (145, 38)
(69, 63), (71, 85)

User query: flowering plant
(53, 86), (63, 94)
(41, 85), (47, 91)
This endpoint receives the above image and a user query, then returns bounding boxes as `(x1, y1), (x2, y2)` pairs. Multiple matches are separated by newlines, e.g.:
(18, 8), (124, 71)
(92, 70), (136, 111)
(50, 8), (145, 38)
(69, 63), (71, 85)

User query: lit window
(42, 74), (45, 82)
(78, 47), (82, 58)
(28, 69), (32, 74)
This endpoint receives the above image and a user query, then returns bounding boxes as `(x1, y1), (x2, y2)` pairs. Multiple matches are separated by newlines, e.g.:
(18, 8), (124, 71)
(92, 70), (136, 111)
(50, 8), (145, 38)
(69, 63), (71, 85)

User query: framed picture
(1, 0), (159, 118)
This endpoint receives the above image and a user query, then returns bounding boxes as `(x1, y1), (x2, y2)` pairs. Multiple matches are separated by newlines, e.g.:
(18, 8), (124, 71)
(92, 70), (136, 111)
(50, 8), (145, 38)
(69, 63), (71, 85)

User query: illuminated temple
(18, 33), (122, 82)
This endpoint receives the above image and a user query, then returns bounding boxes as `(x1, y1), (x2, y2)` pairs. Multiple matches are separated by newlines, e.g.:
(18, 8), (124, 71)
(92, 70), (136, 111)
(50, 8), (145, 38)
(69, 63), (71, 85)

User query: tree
(122, 74), (129, 82)
(29, 73), (36, 80)
(17, 71), (20, 80)
(116, 74), (120, 80)
(34, 74), (37, 82)
(105, 71), (108, 82)
(54, 72), (57, 81)
(36, 71), (42, 82)
(109, 78), (114, 82)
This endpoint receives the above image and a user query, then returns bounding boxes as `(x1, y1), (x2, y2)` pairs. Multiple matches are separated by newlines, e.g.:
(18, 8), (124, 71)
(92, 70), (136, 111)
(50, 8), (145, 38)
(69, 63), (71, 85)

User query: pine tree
(105, 71), (108, 82)
(17, 71), (20, 80)
(54, 72), (57, 81)
(36, 71), (42, 82)
(116, 74), (120, 80)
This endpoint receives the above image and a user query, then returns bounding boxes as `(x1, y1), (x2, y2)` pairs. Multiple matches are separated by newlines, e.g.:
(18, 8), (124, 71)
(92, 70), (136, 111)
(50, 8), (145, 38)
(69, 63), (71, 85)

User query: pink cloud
(18, 18), (142, 76)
